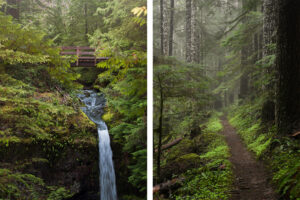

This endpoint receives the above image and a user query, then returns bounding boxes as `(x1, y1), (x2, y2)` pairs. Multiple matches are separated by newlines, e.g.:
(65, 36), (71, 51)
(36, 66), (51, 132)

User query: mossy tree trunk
(276, 0), (300, 135)
(263, 0), (277, 96)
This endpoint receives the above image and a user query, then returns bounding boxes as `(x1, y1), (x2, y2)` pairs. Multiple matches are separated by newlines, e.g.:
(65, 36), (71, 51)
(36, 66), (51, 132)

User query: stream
(78, 90), (117, 200)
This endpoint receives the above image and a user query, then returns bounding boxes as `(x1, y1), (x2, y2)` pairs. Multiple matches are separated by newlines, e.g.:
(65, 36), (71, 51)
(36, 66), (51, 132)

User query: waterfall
(78, 90), (117, 200)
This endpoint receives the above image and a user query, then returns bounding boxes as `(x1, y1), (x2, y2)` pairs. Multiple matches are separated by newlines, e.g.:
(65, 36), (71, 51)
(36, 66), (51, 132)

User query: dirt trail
(221, 118), (278, 200)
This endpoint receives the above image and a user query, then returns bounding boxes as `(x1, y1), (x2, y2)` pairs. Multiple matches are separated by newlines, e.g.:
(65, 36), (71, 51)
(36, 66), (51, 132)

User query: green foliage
(174, 169), (232, 200)
(248, 135), (271, 157)
(203, 115), (223, 134)
(0, 11), (81, 90)
(0, 168), (73, 200)
(272, 153), (300, 199)
(0, 168), (46, 199)
(47, 187), (72, 200)
(153, 58), (211, 143)
(89, 0), (146, 52)
(128, 149), (147, 192)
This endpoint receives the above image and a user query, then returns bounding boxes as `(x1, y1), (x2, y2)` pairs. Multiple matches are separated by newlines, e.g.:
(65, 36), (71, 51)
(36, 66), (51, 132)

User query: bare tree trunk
(162, 0), (168, 55)
(169, 0), (174, 56)
(190, 0), (198, 63)
(160, 0), (164, 55)
(186, 0), (192, 62)
(276, 0), (300, 135)
(154, 138), (182, 153)
(160, 0), (168, 56)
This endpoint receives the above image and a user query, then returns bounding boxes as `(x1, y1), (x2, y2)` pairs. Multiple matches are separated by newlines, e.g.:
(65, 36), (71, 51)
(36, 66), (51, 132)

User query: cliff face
(0, 74), (99, 199)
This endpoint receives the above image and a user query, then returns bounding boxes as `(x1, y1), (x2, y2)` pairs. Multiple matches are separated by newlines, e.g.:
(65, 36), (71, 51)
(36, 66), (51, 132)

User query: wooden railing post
(94, 48), (96, 66)
(76, 46), (79, 66)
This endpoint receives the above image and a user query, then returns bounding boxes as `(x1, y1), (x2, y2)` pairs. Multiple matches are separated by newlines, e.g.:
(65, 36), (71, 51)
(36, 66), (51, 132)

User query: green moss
(102, 109), (114, 122)
(166, 139), (196, 163)
(175, 153), (202, 169)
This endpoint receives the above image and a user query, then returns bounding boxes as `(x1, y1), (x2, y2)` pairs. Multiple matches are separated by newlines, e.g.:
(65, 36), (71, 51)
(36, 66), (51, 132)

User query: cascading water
(78, 90), (117, 200)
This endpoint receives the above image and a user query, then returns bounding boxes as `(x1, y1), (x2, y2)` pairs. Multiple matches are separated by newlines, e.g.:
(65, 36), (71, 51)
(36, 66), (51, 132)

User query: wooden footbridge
(61, 46), (109, 67)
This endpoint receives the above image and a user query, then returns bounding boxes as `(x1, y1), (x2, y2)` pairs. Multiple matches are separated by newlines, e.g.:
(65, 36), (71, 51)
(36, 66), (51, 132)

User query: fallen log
(153, 177), (184, 193)
(154, 138), (183, 153)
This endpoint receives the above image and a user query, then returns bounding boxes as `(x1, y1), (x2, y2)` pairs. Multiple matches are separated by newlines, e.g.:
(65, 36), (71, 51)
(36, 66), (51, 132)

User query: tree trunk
(160, 0), (168, 56)
(190, 0), (198, 63)
(160, 0), (164, 55)
(263, 0), (277, 96)
(168, 0), (174, 56)
(263, 0), (276, 58)
(154, 138), (182, 153)
(276, 0), (300, 135)
(186, 0), (192, 62)
(157, 78), (164, 183)
(153, 178), (184, 193)
(239, 0), (249, 99)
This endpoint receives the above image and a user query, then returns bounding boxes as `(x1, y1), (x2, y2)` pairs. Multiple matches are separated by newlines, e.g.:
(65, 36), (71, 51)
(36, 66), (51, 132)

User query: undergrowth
(0, 74), (96, 145)
(0, 74), (97, 199)
(228, 99), (300, 200)
(173, 114), (233, 200)
(0, 168), (72, 200)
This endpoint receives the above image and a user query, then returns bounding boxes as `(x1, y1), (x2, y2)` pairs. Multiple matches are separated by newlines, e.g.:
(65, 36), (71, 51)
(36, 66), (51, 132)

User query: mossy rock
(166, 139), (196, 162)
(175, 153), (202, 170)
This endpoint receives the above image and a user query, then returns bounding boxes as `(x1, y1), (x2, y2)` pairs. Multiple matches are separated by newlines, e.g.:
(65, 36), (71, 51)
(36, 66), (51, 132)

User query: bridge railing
(61, 46), (96, 66)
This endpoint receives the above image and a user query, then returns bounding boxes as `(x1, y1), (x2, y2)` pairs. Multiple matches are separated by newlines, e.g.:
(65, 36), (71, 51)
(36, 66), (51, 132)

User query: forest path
(220, 118), (278, 200)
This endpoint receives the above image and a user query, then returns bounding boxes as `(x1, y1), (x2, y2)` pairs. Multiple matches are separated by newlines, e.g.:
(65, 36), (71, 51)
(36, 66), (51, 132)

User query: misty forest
(0, 0), (146, 199)
(153, 0), (300, 199)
